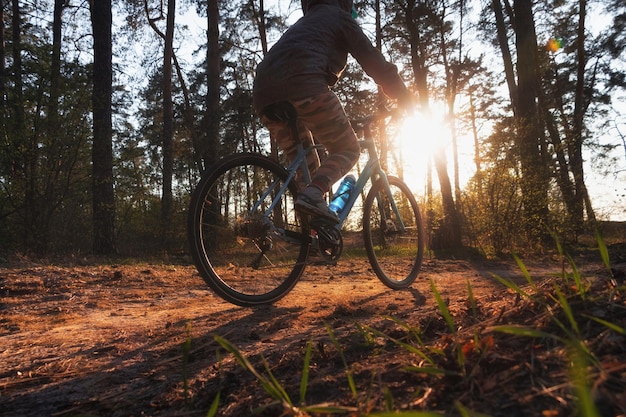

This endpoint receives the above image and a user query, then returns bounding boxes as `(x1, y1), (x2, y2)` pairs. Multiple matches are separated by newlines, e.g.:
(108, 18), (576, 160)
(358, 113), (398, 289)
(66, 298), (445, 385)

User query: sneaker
(295, 187), (340, 224)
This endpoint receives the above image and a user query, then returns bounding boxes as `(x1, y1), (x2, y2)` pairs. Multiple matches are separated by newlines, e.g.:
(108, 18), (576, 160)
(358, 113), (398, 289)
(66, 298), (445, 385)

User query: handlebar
(350, 106), (403, 135)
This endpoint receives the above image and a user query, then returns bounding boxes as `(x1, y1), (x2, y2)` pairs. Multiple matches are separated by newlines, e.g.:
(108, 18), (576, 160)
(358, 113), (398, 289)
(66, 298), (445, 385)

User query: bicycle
(187, 103), (424, 307)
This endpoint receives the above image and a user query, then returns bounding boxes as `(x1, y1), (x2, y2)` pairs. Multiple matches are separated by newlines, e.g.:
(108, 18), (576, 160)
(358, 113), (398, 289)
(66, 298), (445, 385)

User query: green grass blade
(582, 314), (626, 335)
(467, 280), (478, 321)
(455, 400), (494, 416)
(300, 339), (313, 405)
(570, 348), (601, 417)
(325, 324), (358, 401)
(547, 227), (564, 256)
(214, 335), (284, 401)
(430, 279), (466, 370)
(492, 325), (559, 341)
(363, 325), (434, 364)
(403, 365), (451, 376)
(365, 411), (444, 416)
(302, 404), (358, 413)
(384, 315), (425, 346)
(262, 355), (293, 406)
(565, 253), (586, 297)
(490, 273), (531, 299)
(355, 322), (376, 345)
(553, 284), (580, 335)
(430, 279), (456, 335)
(513, 253), (538, 291)
(214, 335), (261, 378)
(595, 227), (612, 273)
(206, 391), (220, 417)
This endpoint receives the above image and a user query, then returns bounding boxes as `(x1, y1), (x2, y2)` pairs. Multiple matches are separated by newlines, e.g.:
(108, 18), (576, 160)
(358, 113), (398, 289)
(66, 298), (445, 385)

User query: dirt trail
(0, 257), (619, 416)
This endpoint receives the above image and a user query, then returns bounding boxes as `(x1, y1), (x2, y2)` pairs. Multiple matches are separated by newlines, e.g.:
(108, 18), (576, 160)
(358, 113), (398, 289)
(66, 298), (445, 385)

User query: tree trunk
(252, 0), (278, 160)
(513, 0), (550, 242)
(11, 0), (32, 251)
(255, 0), (268, 55)
(196, 0), (222, 251)
(10, 0), (23, 132)
(0, 0), (5, 103)
(90, 0), (116, 255)
(50, 0), (63, 127)
(376, 0), (390, 174)
(432, 147), (462, 250)
(161, 0), (175, 251)
(143, 0), (197, 175)
(439, 2), (462, 207)
(404, 0), (461, 250)
(203, 0), (220, 169)
(404, 0), (428, 110)
(25, 0), (66, 256)
(571, 0), (595, 225)
(492, 0), (518, 115)
(542, 103), (578, 221)
(469, 93), (481, 173)
(539, 49), (585, 233)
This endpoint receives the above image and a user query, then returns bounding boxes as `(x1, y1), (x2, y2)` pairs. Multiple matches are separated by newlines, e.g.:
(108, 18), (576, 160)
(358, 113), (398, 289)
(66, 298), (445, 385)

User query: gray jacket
(253, 0), (409, 114)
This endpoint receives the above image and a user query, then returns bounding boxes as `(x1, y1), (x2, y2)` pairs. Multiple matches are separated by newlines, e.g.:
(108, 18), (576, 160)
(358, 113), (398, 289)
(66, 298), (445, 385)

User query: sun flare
(391, 104), (451, 193)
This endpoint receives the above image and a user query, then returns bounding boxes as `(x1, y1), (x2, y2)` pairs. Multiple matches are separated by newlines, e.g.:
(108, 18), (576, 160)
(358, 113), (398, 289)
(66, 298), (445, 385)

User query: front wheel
(187, 153), (309, 307)
(363, 176), (424, 289)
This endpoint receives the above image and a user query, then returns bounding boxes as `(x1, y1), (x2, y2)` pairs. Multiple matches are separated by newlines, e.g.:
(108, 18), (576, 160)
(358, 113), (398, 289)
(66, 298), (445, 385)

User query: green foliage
(215, 334), (294, 406)
(214, 332), (361, 415)
(182, 322), (193, 398)
(205, 391), (220, 417)
(325, 324), (358, 402)
(490, 234), (620, 416)
(460, 124), (525, 256)
(0, 25), (93, 255)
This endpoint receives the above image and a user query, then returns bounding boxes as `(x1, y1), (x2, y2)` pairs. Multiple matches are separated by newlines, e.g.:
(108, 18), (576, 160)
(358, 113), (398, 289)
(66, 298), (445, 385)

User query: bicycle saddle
(262, 101), (298, 123)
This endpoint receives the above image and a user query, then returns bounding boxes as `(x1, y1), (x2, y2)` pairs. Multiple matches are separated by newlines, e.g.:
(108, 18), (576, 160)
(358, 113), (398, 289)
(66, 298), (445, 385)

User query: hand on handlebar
(397, 90), (418, 116)
(379, 92), (418, 119)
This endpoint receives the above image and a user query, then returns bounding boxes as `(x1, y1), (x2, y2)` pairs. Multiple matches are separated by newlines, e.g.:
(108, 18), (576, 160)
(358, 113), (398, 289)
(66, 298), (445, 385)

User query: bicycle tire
(363, 176), (424, 289)
(188, 153), (309, 306)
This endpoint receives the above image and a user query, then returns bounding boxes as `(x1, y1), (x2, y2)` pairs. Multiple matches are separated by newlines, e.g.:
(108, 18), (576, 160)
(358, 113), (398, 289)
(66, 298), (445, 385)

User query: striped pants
(261, 90), (360, 193)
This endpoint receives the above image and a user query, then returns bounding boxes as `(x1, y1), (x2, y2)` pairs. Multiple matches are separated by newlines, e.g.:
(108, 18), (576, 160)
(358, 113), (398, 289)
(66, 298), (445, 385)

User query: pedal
(310, 218), (340, 244)
(310, 219), (343, 262)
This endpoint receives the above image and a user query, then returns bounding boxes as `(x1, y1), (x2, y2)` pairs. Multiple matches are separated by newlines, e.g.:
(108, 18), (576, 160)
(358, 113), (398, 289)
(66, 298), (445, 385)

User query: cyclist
(253, 0), (412, 224)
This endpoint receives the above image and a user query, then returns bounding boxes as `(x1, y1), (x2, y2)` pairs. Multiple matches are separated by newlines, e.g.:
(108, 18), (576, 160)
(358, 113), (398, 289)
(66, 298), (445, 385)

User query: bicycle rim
(363, 176), (424, 289)
(188, 154), (309, 306)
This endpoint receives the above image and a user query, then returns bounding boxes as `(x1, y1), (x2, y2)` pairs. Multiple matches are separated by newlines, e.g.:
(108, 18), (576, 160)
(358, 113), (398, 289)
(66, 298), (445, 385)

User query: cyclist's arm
(340, 16), (412, 106)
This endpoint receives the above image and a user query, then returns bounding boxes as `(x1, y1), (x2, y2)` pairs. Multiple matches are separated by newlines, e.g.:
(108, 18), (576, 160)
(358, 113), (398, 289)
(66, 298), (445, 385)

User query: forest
(0, 0), (625, 258)
(1, 2), (626, 416)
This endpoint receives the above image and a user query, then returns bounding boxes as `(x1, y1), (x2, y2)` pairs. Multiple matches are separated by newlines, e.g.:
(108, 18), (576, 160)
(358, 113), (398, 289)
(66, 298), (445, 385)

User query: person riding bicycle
(253, 0), (412, 224)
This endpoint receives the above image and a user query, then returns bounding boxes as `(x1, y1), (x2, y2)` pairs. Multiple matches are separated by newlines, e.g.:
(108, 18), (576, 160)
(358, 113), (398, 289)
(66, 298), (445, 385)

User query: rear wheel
(363, 176), (424, 289)
(187, 153), (309, 306)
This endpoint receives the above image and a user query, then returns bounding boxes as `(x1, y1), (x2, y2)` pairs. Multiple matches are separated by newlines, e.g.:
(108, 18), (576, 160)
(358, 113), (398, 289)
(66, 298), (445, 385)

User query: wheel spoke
(363, 176), (424, 288)
(188, 154), (309, 306)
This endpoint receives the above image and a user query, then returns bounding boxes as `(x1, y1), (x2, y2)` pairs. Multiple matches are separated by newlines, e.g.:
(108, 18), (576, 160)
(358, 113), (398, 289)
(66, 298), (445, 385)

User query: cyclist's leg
(261, 114), (320, 190)
(292, 91), (360, 194)
(286, 91), (360, 222)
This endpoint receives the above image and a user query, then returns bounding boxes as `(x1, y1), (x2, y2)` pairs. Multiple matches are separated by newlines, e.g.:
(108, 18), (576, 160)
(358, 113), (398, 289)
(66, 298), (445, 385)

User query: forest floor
(1, 236), (625, 416)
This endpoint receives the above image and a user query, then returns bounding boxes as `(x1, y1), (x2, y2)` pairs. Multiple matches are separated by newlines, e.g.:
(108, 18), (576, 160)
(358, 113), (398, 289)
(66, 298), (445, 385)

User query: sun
(390, 104), (452, 194)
